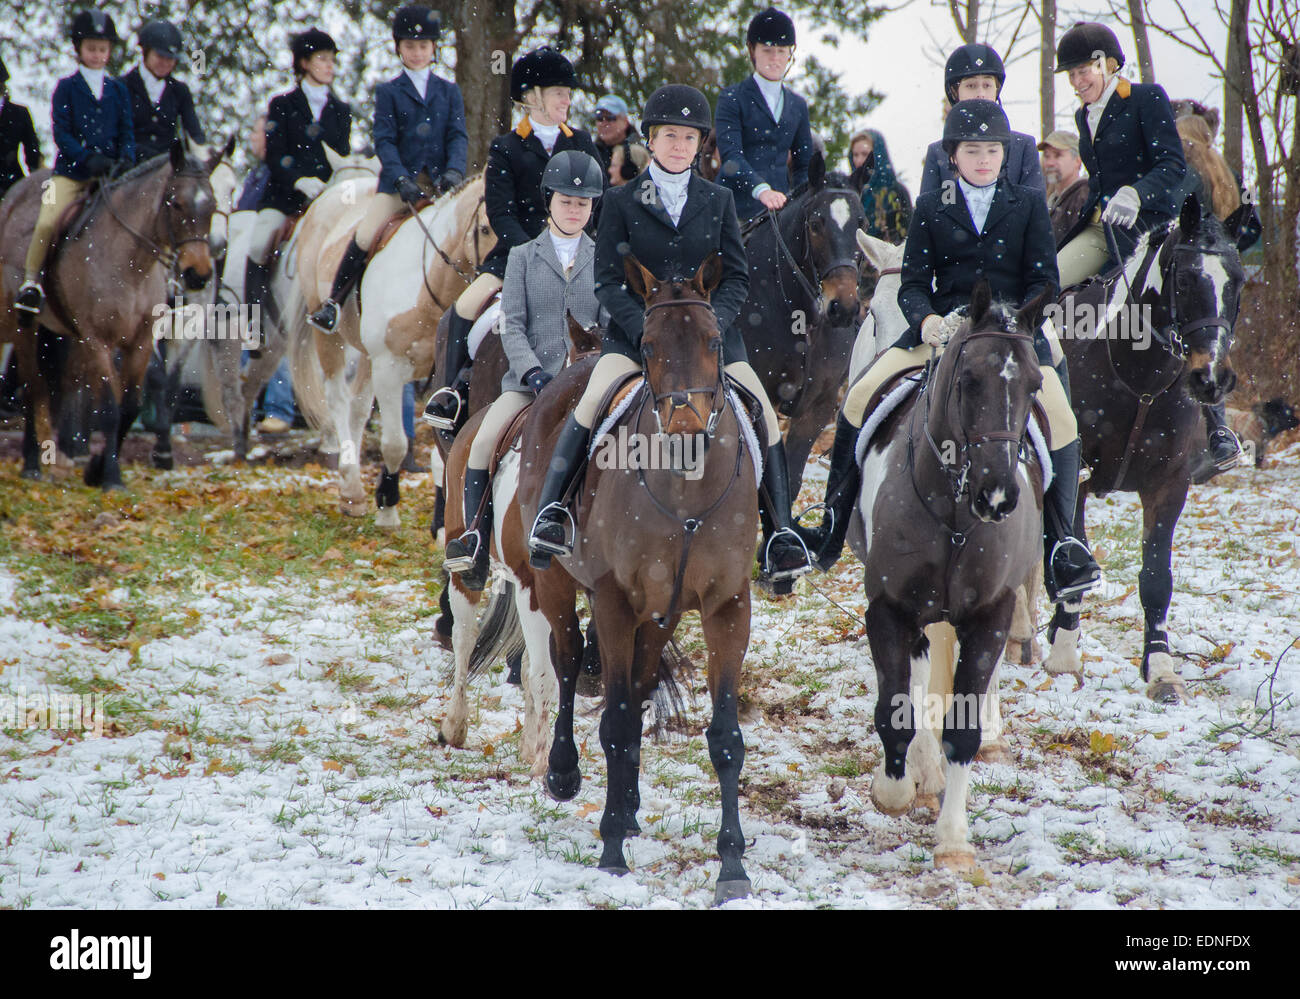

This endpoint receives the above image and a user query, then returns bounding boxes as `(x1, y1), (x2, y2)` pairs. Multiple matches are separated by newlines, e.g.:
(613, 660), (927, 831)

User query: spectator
(1038, 130), (1089, 246)
(0, 54), (42, 200)
(606, 139), (648, 186)
(855, 128), (912, 243)
(592, 94), (643, 184)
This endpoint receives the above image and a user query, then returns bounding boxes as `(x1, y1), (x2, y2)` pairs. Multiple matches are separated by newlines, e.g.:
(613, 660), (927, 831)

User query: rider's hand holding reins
(396, 174), (423, 205)
(757, 188), (787, 211)
(525, 367), (553, 395)
(1101, 185), (1141, 228)
(921, 313), (946, 348)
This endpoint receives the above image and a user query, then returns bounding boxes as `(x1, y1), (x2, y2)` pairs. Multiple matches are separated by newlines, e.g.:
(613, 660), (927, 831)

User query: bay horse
(846, 280), (1052, 870)
(738, 150), (864, 499)
(1040, 195), (1248, 703)
(0, 139), (222, 488)
(518, 253), (761, 904)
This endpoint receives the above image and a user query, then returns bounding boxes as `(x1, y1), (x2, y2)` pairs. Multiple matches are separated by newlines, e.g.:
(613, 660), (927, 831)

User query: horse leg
(149, 342), (175, 469)
(578, 616), (602, 697)
(910, 623), (951, 813)
(936, 593), (1016, 871)
(439, 576), (481, 748)
(1007, 563), (1042, 665)
(371, 353), (411, 530)
(322, 356), (366, 516)
(432, 570), (454, 651)
(541, 567), (584, 802)
(974, 659), (1013, 765)
(781, 405), (820, 503)
(592, 586), (638, 875)
(83, 341), (124, 490)
(516, 581), (558, 777)
(1139, 479), (1190, 704)
(865, 599), (920, 816)
(701, 591), (753, 904)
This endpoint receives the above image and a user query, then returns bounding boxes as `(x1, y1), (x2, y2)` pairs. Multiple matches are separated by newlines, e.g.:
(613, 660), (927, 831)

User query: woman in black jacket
(805, 100), (1099, 604)
(526, 85), (812, 590)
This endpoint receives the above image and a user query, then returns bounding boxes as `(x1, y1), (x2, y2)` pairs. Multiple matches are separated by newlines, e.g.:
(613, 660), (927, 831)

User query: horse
(1039, 195), (1249, 703)
(738, 151), (863, 499)
(292, 173), (490, 521)
(0, 139), (222, 488)
(846, 279), (1052, 870)
(519, 252), (761, 904)
(201, 146), (379, 463)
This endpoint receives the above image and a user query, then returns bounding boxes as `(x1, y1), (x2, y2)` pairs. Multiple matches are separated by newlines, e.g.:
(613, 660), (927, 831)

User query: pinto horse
(847, 280), (1052, 869)
(1041, 195), (1248, 703)
(738, 151), (863, 498)
(0, 139), (221, 488)
(519, 253), (760, 904)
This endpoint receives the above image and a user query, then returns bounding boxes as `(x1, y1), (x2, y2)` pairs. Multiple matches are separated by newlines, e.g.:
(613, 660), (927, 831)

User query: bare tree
(1041, 0), (1057, 136)
(1126, 0), (1156, 82)
(1223, 0), (1249, 176)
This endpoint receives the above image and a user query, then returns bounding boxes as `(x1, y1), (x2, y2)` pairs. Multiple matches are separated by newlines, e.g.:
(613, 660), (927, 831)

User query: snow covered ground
(1, 444), (1297, 909)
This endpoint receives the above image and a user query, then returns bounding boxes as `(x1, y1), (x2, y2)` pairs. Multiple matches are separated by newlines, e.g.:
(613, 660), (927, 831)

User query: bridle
(640, 298), (728, 438)
(412, 191), (487, 311)
(766, 192), (861, 318)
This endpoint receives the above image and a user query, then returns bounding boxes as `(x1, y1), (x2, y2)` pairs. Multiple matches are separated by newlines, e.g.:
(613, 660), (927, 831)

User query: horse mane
(427, 169), (482, 213)
(104, 151), (204, 191)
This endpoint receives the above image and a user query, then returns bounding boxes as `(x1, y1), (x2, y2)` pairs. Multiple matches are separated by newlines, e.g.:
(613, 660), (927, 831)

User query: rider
(123, 19), (207, 163)
(1053, 24), (1236, 470)
(443, 150), (606, 589)
(245, 28), (351, 320)
(526, 85), (814, 591)
(0, 55), (43, 200)
(423, 46), (602, 433)
(713, 6), (814, 222)
(16, 10), (134, 314)
(802, 100), (1101, 605)
(920, 43), (1045, 196)
(307, 5), (466, 334)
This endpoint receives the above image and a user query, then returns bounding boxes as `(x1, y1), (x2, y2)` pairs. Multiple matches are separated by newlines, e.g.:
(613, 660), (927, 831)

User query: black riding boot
(445, 468), (492, 590)
(798, 414), (862, 572)
(308, 237), (369, 333)
(244, 259), (270, 356)
(1044, 439), (1101, 603)
(528, 414), (591, 569)
(1203, 401), (1241, 473)
(758, 442), (813, 593)
(424, 309), (474, 431)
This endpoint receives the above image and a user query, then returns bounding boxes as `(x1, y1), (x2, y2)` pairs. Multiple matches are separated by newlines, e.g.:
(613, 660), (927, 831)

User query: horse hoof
(714, 878), (752, 905)
(1146, 678), (1188, 704)
(102, 481), (126, 493)
(546, 767), (581, 802)
(1008, 639), (1039, 666)
(871, 768), (916, 817)
(339, 497), (368, 518)
(84, 458), (103, 487)
(432, 626), (453, 652)
(913, 793), (941, 815)
(975, 739), (1013, 765)
(933, 847), (977, 872)
(597, 864), (629, 877)
(439, 722), (466, 748)
(152, 451), (174, 470)
(575, 671), (602, 698)
(19, 468), (41, 481)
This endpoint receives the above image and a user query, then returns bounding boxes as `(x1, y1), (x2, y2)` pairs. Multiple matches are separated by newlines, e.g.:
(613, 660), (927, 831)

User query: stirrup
(423, 386), (464, 431)
(307, 300), (340, 334)
(1209, 428), (1242, 472)
(444, 529), (484, 573)
(14, 281), (42, 314)
(1048, 538), (1100, 602)
(762, 527), (813, 582)
(529, 502), (576, 558)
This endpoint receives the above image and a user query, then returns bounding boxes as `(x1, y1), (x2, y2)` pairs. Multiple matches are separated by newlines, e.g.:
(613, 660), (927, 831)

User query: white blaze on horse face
(829, 196), (852, 230)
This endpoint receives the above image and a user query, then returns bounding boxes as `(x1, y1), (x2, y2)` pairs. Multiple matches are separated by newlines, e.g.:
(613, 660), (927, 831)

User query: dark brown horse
(518, 253), (759, 904)
(1040, 196), (1248, 703)
(0, 140), (222, 488)
(846, 280), (1051, 870)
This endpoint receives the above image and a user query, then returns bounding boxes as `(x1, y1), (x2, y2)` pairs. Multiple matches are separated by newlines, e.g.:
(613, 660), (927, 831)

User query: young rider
(526, 85), (813, 591)
(308, 5), (466, 333)
(804, 100), (1101, 605)
(443, 150), (606, 589)
(123, 19), (206, 163)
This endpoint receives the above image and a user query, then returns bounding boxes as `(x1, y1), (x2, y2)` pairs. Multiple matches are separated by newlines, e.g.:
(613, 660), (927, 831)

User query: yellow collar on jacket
(515, 117), (574, 140)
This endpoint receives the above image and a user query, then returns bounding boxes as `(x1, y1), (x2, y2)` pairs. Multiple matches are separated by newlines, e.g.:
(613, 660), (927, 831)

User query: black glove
(395, 175), (423, 205)
(84, 153), (113, 177)
(440, 169), (464, 191)
(524, 367), (553, 395)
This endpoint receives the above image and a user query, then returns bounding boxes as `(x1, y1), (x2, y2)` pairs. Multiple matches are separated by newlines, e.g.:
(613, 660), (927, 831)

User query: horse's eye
(642, 343), (655, 359)
(708, 336), (722, 352)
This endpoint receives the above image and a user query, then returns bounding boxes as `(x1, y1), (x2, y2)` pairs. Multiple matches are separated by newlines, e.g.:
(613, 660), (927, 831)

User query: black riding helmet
(290, 28), (337, 73)
(1055, 22), (1125, 73)
(944, 43), (1005, 103)
(70, 10), (120, 47)
(541, 150), (604, 207)
(941, 99), (1011, 157)
(510, 46), (576, 103)
(641, 84), (711, 136)
(747, 7), (796, 47)
(138, 19), (182, 60)
(393, 5), (440, 44)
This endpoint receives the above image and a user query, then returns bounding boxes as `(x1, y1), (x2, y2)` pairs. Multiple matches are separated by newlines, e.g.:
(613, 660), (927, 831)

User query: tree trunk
(1223, 0), (1249, 177)
(451, 0), (517, 175)
(948, 1), (980, 43)
(1041, 0), (1056, 137)
(1127, 0), (1155, 82)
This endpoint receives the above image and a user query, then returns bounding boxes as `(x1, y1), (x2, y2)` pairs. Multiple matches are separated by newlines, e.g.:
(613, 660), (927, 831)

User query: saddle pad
(855, 373), (1052, 492)
(468, 294), (501, 360)
(588, 378), (763, 483)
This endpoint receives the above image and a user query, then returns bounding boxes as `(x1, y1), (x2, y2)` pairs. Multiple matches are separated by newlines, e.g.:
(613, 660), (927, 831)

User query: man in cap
(1038, 129), (1089, 245)
(591, 94), (643, 184)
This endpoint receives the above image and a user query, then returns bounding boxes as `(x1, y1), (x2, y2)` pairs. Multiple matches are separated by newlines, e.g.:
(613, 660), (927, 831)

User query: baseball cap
(1037, 130), (1080, 153)
(595, 95), (628, 116)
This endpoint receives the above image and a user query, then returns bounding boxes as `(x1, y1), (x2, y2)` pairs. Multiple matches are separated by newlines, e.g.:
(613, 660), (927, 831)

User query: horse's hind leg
(1139, 480), (1190, 704)
(1045, 491), (1088, 677)
(1007, 565), (1042, 665)
(371, 353), (411, 530)
(866, 599), (921, 816)
(910, 624), (950, 813)
(592, 586), (638, 875)
(83, 340), (128, 490)
(702, 590), (754, 904)
(515, 575), (559, 776)
(439, 577), (481, 748)
(539, 568), (584, 801)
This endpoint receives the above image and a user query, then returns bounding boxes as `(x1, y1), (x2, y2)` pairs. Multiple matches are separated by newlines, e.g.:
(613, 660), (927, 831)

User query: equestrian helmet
(641, 84), (711, 135)
(290, 28), (337, 68)
(393, 5), (440, 43)
(944, 43), (1005, 102)
(747, 7), (796, 47)
(70, 10), (120, 46)
(942, 99), (1011, 155)
(541, 150), (605, 204)
(138, 19), (183, 60)
(1055, 22), (1125, 73)
(510, 47), (576, 103)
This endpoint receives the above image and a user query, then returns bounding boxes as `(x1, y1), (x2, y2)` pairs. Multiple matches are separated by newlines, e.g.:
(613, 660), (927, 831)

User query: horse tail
(467, 582), (524, 681)
(198, 342), (231, 433)
(648, 639), (692, 741)
(287, 306), (332, 433)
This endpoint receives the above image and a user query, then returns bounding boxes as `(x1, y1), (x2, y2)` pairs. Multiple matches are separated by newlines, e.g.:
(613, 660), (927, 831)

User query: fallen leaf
(577, 803), (600, 818)
(265, 653), (292, 666)
(1035, 678), (1054, 691)
(321, 759), (343, 772)
(1090, 731), (1116, 755)
(294, 725), (308, 737)
(153, 872), (166, 881)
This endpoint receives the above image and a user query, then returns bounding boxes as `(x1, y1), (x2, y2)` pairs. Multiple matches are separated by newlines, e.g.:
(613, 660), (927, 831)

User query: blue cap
(595, 95), (628, 116)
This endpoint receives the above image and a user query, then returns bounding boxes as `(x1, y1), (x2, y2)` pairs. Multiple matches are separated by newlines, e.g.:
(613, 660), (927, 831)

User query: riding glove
(525, 367), (553, 395)
(921, 314), (947, 347)
(396, 175), (424, 205)
(84, 153), (113, 177)
(1101, 185), (1141, 228)
(440, 169), (464, 191)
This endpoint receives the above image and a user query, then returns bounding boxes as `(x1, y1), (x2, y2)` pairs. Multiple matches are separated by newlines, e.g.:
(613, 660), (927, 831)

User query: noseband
(641, 298), (727, 438)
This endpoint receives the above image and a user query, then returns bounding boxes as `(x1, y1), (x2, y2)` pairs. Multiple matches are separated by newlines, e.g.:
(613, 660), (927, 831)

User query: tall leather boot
(244, 258), (271, 356)
(798, 414), (862, 572)
(1203, 401), (1241, 473)
(445, 468), (492, 590)
(528, 414), (592, 569)
(424, 308), (474, 430)
(1044, 438), (1101, 603)
(758, 441), (813, 593)
(308, 237), (369, 333)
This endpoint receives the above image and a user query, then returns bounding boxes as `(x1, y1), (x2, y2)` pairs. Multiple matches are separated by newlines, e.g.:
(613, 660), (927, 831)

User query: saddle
(366, 198), (435, 263)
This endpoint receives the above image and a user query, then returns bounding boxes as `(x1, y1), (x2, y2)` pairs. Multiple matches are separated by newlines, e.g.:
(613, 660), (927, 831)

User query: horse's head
(1159, 194), (1246, 404)
(931, 280), (1045, 524)
(787, 152), (864, 326)
(565, 312), (602, 363)
(199, 136), (237, 261)
(627, 252), (724, 438)
(323, 145), (382, 187)
(163, 138), (222, 291)
(853, 230), (907, 376)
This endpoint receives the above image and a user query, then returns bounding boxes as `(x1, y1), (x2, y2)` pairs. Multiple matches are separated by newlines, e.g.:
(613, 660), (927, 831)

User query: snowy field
(0, 439), (1297, 909)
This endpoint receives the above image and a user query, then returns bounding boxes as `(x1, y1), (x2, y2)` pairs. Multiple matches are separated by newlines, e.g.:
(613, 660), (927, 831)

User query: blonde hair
(1176, 114), (1241, 220)
(627, 142), (650, 171)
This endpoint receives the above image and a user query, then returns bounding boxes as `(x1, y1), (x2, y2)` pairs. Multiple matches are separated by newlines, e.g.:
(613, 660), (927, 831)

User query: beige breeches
(25, 175), (87, 278)
(355, 192), (405, 251)
(248, 208), (288, 265)
(1057, 220), (1110, 289)
(453, 273), (503, 320)
(468, 390), (531, 471)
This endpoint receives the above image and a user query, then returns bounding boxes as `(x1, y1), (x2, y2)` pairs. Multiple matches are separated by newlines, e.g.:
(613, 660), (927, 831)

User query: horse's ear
(1180, 193), (1202, 238)
(324, 145), (345, 173)
(1017, 283), (1055, 334)
(692, 252), (723, 297)
(205, 135), (235, 173)
(623, 253), (659, 300)
(808, 149), (826, 190)
(970, 278), (992, 323)
(856, 230), (897, 272)
(169, 137), (186, 171)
